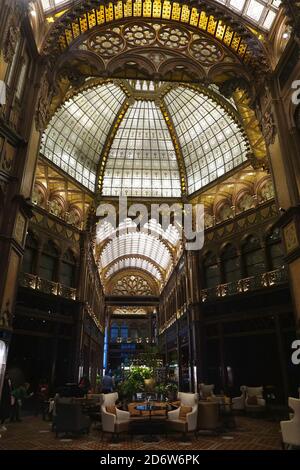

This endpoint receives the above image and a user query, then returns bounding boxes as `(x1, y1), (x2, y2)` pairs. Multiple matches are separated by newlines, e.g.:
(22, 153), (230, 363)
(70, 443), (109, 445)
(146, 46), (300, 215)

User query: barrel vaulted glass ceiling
(40, 81), (250, 197)
(105, 258), (163, 282)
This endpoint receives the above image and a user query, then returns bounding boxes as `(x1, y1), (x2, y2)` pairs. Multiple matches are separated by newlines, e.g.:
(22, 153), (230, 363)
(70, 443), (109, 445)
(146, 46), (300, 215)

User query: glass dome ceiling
(40, 80), (250, 197)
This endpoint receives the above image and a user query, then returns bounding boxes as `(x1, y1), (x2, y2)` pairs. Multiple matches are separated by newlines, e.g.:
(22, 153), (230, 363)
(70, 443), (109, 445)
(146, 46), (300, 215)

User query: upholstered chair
(245, 386), (266, 414)
(167, 392), (198, 438)
(232, 385), (247, 411)
(100, 392), (130, 440)
(280, 397), (300, 449)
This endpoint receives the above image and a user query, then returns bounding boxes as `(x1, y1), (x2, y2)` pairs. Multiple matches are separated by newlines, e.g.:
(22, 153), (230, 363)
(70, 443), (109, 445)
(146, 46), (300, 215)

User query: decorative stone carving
(35, 69), (55, 132)
(111, 273), (154, 296)
(218, 77), (251, 99)
(2, 22), (20, 64)
(158, 25), (190, 50)
(260, 110), (277, 147)
(190, 38), (223, 66)
(88, 30), (124, 58)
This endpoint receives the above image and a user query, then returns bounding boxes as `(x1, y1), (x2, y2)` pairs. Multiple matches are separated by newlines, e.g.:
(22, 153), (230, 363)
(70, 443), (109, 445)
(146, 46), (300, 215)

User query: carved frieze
(35, 69), (55, 132)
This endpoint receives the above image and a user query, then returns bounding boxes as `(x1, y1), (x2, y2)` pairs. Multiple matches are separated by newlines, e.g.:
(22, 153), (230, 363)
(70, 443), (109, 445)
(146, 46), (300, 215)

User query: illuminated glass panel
(102, 100), (182, 198)
(99, 233), (172, 271)
(215, 0), (281, 30)
(41, 0), (70, 11)
(105, 258), (162, 281)
(165, 86), (248, 194)
(97, 218), (181, 246)
(40, 83), (126, 191)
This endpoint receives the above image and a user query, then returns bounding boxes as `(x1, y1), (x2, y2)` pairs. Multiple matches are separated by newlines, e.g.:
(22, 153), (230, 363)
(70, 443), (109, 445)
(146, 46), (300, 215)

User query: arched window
(221, 244), (240, 283)
(22, 232), (38, 274)
(267, 228), (284, 270)
(110, 323), (119, 341)
(203, 252), (220, 288)
(121, 323), (128, 340)
(39, 241), (58, 281)
(60, 250), (76, 287)
(242, 235), (265, 277)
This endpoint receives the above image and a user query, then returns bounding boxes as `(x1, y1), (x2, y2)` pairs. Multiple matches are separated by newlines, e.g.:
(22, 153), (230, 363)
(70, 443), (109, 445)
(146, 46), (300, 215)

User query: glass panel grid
(102, 100), (182, 198)
(164, 86), (248, 194)
(41, 0), (70, 12)
(100, 233), (172, 271)
(106, 257), (162, 281)
(215, 0), (280, 30)
(40, 83), (125, 191)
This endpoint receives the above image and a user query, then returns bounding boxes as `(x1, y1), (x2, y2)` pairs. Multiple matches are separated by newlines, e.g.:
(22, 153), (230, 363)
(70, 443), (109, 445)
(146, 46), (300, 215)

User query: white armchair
(245, 386), (266, 414)
(280, 398), (300, 449)
(101, 392), (130, 439)
(232, 386), (247, 411)
(167, 392), (198, 437)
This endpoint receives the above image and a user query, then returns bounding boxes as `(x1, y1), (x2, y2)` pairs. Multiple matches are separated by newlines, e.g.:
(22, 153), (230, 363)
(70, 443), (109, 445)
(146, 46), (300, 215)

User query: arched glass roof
(102, 100), (181, 198)
(40, 83), (126, 191)
(105, 258), (162, 281)
(99, 232), (172, 272)
(164, 86), (248, 195)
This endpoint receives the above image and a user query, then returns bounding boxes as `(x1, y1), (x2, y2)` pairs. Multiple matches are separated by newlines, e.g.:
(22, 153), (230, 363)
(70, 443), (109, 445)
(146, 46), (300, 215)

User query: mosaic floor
(0, 415), (282, 450)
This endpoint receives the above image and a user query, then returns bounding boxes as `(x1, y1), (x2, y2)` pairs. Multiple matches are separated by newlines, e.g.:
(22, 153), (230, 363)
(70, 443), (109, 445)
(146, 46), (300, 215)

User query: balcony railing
(20, 272), (77, 300)
(201, 267), (288, 303)
(110, 337), (156, 345)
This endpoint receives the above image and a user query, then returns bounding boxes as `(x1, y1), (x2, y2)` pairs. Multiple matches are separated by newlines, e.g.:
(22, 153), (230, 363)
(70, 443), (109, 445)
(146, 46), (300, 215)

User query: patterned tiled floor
(0, 416), (282, 450)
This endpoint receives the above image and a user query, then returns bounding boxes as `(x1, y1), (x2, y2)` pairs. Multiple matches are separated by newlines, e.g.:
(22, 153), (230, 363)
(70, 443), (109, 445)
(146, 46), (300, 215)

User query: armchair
(101, 392), (130, 440)
(245, 386), (266, 414)
(232, 386), (247, 411)
(280, 398), (300, 449)
(167, 392), (198, 439)
(198, 383), (223, 403)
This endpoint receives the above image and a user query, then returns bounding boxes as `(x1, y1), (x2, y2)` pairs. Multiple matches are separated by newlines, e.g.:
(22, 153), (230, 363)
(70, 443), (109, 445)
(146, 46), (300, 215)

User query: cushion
(179, 405), (192, 421)
(171, 401), (181, 408)
(106, 405), (117, 415)
(247, 387), (263, 398)
(247, 395), (258, 405)
(200, 385), (214, 399)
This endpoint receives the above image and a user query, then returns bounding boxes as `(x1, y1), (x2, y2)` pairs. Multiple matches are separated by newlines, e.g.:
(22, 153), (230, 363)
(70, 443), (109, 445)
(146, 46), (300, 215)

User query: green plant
(166, 382), (178, 393)
(129, 366), (152, 381)
(155, 383), (167, 395)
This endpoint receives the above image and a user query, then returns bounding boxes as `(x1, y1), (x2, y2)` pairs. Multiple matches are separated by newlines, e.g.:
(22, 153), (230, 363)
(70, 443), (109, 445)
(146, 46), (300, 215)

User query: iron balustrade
(19, 272), (77, 300)
(201, 267), (288, 303)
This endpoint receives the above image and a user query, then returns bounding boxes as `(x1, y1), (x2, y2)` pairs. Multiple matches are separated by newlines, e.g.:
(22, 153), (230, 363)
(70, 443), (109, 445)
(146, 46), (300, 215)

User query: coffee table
(131, 403), (169, 442)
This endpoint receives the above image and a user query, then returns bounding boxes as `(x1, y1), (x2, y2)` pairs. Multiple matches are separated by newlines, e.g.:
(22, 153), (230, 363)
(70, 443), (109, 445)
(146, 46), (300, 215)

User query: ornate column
(185, 250), (205, 393)
(0, 3), (52, 397)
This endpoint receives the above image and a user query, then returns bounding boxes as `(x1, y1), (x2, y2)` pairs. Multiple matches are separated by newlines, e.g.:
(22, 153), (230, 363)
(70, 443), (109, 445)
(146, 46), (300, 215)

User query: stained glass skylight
(215, 0), (281, 30)
(102, 100), (182, 198)
(164, 86), (249, 195)
(105, 258), (162, 282)
(40, 83), (125, 191)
